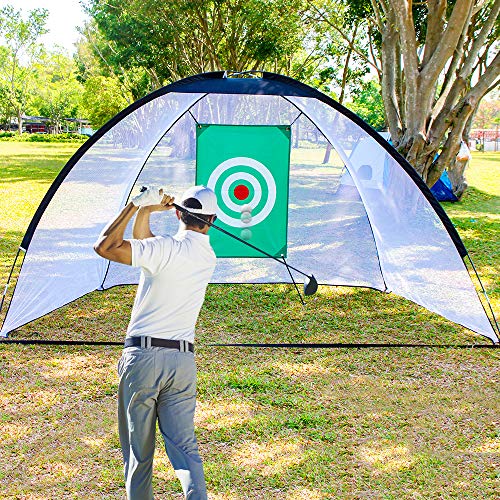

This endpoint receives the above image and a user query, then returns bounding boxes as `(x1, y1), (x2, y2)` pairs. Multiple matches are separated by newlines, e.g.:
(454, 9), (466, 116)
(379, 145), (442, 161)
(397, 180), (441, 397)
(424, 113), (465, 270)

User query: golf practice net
(1, 72), (498, 343)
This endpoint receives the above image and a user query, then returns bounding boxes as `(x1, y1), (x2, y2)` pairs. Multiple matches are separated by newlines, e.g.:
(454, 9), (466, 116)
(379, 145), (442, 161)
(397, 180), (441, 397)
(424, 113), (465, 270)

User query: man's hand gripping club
(94, 186), (175, 265)
(132, 187), (175, 239)
(131, 186), (174, 210)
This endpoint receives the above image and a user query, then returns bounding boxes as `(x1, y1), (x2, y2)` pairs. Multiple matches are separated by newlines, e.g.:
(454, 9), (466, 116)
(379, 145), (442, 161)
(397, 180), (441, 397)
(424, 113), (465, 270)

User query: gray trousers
(118, 346), (207, 500)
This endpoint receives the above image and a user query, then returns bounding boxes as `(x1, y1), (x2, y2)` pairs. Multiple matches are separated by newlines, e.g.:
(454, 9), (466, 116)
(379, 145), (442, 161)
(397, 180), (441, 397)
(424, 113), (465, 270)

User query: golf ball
(240, 211), (252, 223)
(240, 229), (252, 240)
(240, 204), (252, 213)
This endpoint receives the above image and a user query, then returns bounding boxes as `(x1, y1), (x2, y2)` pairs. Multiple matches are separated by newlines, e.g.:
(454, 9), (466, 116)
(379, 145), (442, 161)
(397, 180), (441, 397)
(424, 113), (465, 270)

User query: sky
(0, 0), (89, 55)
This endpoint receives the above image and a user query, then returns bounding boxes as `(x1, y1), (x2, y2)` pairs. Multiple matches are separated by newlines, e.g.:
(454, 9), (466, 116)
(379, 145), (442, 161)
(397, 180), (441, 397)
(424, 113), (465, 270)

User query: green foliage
(347, 80), (386, 131)
(0, 4), (48, 44)
(27, 133), (88, 143)
(305, 1), (371, 101)
(75, 21), (153, 101)
(346, 0), (427, 47)
(80, 75), (132, 128)
(0, 132), (88, 142)
(30, 51), (84, 132)
(0, 5), (48, 130)
(85, 0), (310, 91)
(0, 46), (12, 127)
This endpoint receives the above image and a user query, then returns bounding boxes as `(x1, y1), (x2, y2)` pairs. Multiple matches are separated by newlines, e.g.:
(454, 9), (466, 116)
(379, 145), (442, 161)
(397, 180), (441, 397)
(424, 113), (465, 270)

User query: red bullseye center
(234, 184), (250, 200)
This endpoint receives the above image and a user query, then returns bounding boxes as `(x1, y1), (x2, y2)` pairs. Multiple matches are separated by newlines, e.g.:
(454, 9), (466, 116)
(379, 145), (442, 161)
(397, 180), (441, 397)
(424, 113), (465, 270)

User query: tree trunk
(447, 157), (468, 200)
(322, 142), (332, 164)
(17, 110), (22, 135)
(170, 114), (195, 159)
(366, 0), (499, 199)
(446, 114), (475, 199)
(294, 120), (300, 148)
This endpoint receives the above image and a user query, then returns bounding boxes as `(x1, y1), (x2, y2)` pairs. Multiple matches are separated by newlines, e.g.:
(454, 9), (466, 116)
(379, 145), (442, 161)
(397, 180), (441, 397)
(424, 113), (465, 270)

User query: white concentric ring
(207, 156), (276, 227)
(220, 173), (261, 212)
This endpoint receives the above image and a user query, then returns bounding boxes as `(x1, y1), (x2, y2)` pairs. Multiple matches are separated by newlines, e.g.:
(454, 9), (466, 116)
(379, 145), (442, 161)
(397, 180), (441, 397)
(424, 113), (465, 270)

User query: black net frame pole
(0, 339), (123, 346)
(0, 247), (24, 328)
(281, 256), (305, 306)
(209, 342), (500, 349)
(0, 339), (498, 349)
(466, 253), (500, 339)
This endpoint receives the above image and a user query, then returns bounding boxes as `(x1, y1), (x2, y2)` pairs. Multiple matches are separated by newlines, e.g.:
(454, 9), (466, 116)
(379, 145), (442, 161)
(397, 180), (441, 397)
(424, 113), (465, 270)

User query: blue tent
(431, 170), (458, 202)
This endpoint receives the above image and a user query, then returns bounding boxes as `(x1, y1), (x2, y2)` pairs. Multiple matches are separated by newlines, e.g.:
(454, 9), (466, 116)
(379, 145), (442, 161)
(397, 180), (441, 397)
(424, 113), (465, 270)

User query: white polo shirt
(126, 229), (216, 343)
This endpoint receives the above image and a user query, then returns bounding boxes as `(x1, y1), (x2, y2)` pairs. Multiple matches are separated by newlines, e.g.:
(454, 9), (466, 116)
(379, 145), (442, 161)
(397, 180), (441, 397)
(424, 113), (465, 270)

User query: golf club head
(303, 275), (318, 296)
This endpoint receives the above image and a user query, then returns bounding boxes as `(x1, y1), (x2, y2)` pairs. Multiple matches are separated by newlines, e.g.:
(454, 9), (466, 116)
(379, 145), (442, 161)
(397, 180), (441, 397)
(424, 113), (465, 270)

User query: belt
(124, 336), (194, 353)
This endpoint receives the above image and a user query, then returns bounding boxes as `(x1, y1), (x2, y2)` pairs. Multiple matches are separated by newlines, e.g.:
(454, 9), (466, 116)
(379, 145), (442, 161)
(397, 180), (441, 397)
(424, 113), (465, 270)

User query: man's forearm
(133, 207), (154, 239)
(94, 202), (138, 256)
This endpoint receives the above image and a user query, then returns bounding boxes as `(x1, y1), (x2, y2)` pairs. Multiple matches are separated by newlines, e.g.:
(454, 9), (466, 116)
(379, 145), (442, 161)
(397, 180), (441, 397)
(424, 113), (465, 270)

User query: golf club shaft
(172, 203), (310, 279)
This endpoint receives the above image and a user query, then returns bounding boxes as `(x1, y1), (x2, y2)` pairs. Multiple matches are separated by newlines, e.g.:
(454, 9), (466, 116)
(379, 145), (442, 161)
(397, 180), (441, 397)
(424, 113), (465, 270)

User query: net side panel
(288, 96), (495, 340)
(1, 93), (204, 335)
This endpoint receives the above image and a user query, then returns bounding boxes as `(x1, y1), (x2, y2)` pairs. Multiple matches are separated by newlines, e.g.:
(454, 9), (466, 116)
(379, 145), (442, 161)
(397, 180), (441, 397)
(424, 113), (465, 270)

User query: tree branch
(437, 3), (474, 102)
(379, 7), (403, 141)
(428, 50), (500, 151)
(339, 24), (358, 104)
(367, 28), (382, 78)
(390, 0), (420, 132)
(307, 1), (379, 71)
(419, 0), (474, 85)
(461, 50), (500, 105)
(422, 0), (446, 66)
(459, 0), (500, 79)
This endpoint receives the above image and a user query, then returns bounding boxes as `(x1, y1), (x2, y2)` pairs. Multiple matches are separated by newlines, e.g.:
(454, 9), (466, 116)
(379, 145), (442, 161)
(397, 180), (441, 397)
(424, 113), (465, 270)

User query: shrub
(0, 133), (88, 143)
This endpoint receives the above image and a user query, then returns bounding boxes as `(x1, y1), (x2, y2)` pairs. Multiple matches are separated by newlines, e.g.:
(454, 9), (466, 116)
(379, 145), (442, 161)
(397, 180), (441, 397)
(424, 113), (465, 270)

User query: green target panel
(196, 124), (291, 258)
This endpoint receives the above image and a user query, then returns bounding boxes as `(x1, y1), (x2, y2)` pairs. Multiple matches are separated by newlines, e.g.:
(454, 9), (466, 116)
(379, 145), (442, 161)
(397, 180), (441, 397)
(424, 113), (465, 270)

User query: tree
(348, 80), (386, 130)
(314, 0), (500, 199)
(0, 45), (11, 128)
(83, 0), (323, 156)
(307, 1), (376, 102)
(80, 75), (132, 128)
(31, 51), (83, 133)
(0, 5), (48, 134)
(85, 0), (313, 90)
(75, 20), (152, 101)
(306, 1), (375, 162)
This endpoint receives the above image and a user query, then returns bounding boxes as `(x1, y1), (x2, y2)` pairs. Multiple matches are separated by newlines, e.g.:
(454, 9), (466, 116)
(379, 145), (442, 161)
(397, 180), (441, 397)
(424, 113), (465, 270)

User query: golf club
(173, 202), (318, 296)
(137, 187), (318, 296)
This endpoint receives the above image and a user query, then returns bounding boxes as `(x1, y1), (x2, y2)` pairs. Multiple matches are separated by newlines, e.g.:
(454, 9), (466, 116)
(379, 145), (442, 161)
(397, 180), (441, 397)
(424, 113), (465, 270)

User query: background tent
(431, 170), (459, 202)
(0, 71), (498, 343)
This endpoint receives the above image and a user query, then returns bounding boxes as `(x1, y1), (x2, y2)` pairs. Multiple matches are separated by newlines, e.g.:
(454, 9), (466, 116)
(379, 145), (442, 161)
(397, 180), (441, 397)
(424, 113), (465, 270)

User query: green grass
(0, 143), (498, 499)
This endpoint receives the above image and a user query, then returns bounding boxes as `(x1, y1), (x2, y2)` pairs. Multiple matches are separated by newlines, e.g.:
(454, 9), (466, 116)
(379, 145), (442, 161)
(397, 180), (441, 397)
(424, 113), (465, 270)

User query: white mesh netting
(1, 90), (496, 342)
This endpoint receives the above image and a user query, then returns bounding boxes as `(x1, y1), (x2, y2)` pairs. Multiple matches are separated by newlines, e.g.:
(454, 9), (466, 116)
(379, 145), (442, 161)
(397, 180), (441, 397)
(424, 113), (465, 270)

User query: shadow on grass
(0, 230), (25, 264)
(0, 153), (70, 184)
(199, 284), (489, 345)
(443, 186), (499, 301)
(0, 231), (26, 326)
(445, 185), (499, 222)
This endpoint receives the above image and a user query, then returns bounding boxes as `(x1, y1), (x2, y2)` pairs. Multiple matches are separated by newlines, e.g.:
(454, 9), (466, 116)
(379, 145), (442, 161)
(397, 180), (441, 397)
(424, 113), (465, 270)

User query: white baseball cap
(180, 185), (218, 215)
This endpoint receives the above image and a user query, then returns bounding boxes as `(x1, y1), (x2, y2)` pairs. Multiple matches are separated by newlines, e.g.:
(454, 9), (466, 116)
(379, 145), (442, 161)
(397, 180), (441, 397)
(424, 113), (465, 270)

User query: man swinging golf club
(94, 185), (217, 500)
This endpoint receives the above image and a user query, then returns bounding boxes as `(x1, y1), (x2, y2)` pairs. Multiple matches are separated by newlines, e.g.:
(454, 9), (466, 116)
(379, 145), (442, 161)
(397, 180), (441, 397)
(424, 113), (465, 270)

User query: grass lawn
(0, 142), (498, 499)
